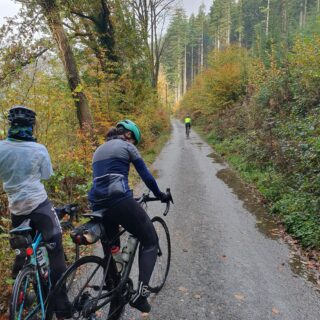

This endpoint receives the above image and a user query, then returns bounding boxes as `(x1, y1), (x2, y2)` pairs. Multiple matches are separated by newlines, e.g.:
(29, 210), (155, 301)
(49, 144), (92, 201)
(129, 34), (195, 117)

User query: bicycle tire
(47, 255), (123, 320)
(10, 266), (46, 320)
(149, 216), (171, 293)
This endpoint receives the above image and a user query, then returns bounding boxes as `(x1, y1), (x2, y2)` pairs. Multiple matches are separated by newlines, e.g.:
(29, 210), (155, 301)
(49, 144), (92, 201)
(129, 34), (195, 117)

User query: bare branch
(0, 47), (49, 83)
(70, 10), (97, 24)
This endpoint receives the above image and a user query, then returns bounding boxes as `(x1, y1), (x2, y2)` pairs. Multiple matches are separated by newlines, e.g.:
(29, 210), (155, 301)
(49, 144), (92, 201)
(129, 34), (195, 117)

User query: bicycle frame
(86, 229), (139, 313)
(15, 232), (50, 320)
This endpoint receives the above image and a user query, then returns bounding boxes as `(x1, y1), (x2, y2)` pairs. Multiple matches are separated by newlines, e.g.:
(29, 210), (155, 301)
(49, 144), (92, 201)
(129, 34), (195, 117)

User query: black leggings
(11, 199), (67, 287)
(102, 197), (158, 285)
(185, 123), (191, 133)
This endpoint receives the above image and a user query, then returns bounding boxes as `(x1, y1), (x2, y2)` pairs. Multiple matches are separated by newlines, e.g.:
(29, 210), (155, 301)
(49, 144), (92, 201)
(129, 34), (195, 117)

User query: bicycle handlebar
(135, 188), (173, 216)
(55, 203), (79, 222)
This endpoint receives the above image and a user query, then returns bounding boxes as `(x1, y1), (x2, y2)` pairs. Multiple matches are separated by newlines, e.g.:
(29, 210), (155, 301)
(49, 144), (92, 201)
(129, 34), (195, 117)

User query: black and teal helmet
(116, 119), (141, 144)
(8, 105), (36, 126)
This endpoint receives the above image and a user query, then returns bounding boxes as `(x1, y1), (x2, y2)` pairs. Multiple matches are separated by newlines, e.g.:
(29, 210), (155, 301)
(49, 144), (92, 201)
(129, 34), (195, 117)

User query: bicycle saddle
(10, 219), (32, 234)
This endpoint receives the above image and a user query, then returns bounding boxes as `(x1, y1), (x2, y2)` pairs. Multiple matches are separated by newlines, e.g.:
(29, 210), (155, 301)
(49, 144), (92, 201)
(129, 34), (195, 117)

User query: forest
(0, 0), (320, 315)
(0, 0), (173, 313)
(162, 0), (320, 250)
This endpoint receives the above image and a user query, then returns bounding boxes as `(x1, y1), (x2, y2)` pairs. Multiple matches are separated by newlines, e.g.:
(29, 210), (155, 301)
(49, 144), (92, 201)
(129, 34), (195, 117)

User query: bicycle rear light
(26, 247), (34, 256)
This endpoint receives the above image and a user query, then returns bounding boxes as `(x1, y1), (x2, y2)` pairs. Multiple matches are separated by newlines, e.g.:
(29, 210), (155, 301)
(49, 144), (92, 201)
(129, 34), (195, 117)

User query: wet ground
(119, 119), (320, 319)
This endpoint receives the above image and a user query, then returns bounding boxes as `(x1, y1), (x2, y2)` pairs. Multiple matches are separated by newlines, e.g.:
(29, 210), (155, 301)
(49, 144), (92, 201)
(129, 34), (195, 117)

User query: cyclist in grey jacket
(0, 106), (71, 318)
(88, 120), (169, 313)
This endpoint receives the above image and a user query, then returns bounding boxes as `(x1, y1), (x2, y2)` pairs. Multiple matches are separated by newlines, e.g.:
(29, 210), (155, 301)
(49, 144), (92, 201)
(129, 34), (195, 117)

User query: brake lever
(166, 188), (174, 204)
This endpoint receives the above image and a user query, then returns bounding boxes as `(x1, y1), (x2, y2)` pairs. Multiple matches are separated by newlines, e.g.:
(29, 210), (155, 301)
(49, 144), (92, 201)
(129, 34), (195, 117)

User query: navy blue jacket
(88, 137), (161, 210)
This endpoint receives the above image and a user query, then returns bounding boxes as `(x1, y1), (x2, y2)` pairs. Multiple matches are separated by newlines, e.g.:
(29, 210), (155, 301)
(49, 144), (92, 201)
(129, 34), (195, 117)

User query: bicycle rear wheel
(10, 266), (46, 320)
(149, 216), (171, 293)
(47, 255), (123, 320)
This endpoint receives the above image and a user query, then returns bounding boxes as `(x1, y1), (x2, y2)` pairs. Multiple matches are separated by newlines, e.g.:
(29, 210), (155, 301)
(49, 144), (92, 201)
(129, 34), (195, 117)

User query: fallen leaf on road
(193, 294), (201, 299)
(272, 307), (280, 315)
(220, 255), (228, 261)
(234, 293), (245, 301)
(178, 286), (189, 293)
(141, 312), (150, 319)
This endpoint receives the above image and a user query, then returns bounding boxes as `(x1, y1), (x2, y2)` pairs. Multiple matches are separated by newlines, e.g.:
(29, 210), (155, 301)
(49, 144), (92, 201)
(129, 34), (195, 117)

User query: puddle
(216, 168), (278, 239)
(216, 167), (319, 285)
(207, 152), (225, 164)
(288, 252), (318, 284)
(191, 142), (203, 147)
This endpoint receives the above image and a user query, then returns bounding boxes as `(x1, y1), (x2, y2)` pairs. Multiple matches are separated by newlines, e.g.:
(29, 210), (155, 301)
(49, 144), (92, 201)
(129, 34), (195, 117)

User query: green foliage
(179, 30), (320, 249)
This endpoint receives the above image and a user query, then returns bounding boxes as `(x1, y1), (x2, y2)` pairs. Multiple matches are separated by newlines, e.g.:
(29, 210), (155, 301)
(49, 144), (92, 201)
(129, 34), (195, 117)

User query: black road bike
(46, 189), (173, 320)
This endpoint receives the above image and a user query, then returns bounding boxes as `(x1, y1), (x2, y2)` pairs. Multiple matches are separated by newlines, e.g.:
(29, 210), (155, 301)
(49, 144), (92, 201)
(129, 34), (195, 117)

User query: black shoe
(129, 282), (151, 313)
(54, 300), (72, 319)
(54, 290), (72, 319)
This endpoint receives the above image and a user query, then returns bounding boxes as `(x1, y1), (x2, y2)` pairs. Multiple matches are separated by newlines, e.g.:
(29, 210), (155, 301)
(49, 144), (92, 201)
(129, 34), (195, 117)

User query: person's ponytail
(106, 126), (126, 141)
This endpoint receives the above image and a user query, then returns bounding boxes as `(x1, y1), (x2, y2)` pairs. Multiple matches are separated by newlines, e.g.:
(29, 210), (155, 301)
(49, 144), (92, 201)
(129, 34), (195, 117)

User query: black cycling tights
(11, 199), (66, 287)
(103, 197), (158, 285)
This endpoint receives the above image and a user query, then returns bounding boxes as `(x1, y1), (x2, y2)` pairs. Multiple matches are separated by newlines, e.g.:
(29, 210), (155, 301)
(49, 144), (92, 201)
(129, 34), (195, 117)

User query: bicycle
(9, 203), (80, 320)
(46, 189), (173, 320)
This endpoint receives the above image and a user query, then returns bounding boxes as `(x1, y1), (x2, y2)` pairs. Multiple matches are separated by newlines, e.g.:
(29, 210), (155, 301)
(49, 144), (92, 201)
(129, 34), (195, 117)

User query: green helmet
(116, 119), (141, 144)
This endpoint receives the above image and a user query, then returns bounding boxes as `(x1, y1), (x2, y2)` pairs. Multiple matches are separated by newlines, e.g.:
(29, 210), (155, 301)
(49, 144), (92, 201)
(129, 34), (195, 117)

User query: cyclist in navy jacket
(88, 120), (169, 313)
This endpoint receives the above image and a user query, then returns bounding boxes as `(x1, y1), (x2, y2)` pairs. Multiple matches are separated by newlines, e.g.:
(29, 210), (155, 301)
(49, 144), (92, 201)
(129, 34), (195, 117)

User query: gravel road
(120, 119), (320, 320)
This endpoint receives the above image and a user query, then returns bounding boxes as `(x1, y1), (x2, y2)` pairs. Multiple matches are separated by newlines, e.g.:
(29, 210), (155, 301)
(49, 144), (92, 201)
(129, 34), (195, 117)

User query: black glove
(159, 192), (169, 203)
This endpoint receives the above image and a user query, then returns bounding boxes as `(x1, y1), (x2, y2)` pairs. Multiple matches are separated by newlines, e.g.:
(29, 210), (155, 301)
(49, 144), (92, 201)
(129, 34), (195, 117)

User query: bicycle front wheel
(149, 216), (171, 293)
(10, 266), (46, 320)
(47, 255), (123, 320)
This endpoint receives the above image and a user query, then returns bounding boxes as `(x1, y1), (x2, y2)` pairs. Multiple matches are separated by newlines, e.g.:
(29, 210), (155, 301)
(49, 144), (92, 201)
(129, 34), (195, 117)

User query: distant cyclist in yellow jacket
(184, 114), (191, 136)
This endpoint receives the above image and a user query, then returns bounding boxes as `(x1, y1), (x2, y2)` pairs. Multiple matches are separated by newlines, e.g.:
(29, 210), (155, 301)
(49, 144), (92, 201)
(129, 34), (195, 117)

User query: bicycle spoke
(10, 267), (44, 320)
(48, 256), (123, 320)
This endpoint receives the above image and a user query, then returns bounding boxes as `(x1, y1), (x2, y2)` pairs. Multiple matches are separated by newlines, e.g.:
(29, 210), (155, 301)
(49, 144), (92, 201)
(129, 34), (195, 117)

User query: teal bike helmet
(116, 119), (141, 144)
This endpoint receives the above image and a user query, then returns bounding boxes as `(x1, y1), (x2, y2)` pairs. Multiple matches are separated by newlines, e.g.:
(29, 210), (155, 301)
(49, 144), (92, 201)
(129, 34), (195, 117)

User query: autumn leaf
(272, 307), (280, 315)
(234, 293), (245, 301)
(178, 286), (189, 293)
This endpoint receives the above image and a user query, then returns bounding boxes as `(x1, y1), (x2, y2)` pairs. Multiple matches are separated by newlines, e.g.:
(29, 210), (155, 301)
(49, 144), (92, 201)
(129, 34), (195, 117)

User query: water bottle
(111, 246), (124, 273)
(121, 235), (137, 263)
(36, 246), (49, 279)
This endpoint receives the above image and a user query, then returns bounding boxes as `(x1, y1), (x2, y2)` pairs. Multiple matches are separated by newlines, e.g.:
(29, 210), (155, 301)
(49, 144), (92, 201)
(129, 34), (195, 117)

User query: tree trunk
(304, 0), (308, 26)
(266, 0), (270, 36)
(281, 0), (288, 41)
(183, 44), (187, 94)
(238, 0), (243, 47)
(191, 46), (194, 84)
(39, 0), (92, 129)
(227, 1), (231, 46)
(200, 24), (204, 72)
(299, 1), (304, 28)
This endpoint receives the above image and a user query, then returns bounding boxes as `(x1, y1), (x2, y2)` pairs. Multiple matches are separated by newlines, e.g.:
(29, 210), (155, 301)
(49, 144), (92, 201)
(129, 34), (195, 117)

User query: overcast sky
(180, 0), (212, 15)
(0, 0), (212, 26)
(0, 0), (20, 25)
